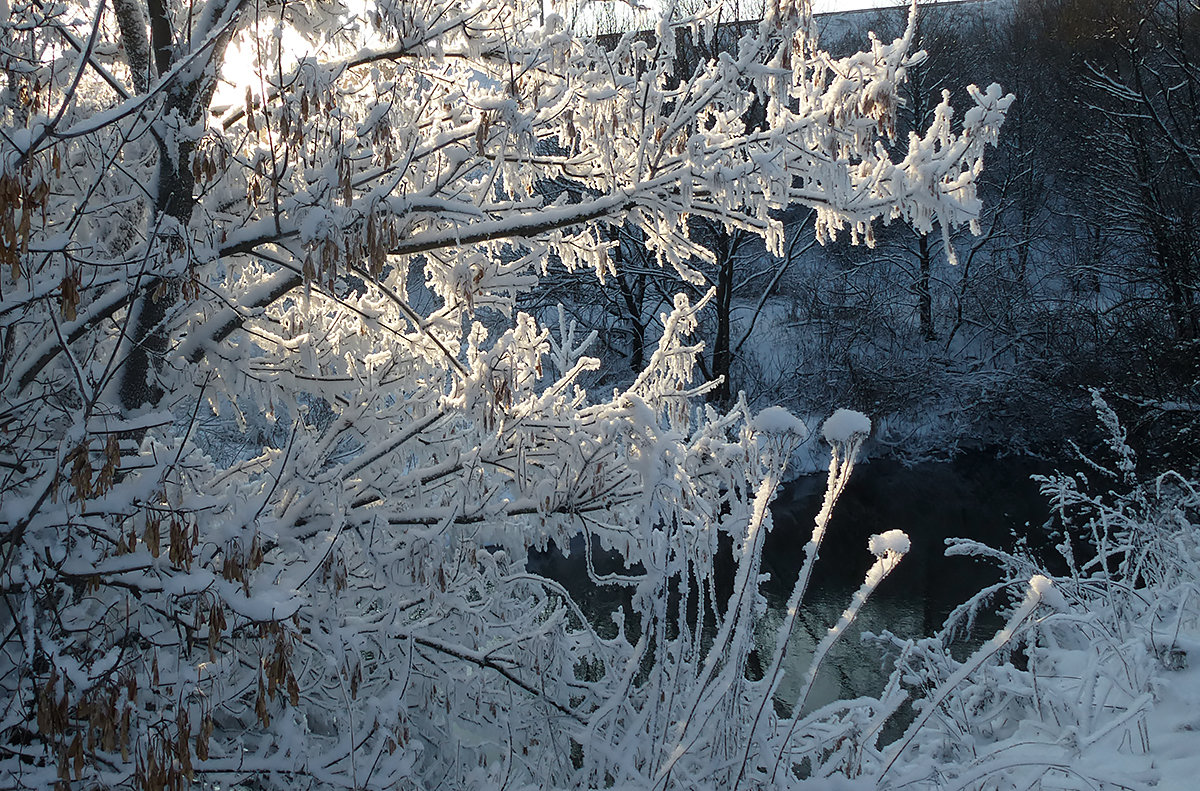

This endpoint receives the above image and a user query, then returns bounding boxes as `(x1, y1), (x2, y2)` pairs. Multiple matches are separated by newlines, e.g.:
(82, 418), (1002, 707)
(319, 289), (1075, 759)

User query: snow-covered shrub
(862, 392), (1200, 790)
(0, 1), (1010, 788)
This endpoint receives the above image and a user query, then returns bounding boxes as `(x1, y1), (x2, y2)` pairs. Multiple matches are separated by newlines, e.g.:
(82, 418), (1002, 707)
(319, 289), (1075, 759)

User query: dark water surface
(763, 452), (1053, 712)
(529, 453), (1054, 712)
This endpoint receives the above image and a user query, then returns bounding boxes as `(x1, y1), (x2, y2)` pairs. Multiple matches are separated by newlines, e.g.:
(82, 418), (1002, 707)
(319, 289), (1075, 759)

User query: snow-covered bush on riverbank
(857, 393), (1200, 790)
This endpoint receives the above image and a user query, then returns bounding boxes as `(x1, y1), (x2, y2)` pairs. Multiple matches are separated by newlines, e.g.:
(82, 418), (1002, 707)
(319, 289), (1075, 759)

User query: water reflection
(528, 453), (1053, 714)
(762, 452), (1051, 713)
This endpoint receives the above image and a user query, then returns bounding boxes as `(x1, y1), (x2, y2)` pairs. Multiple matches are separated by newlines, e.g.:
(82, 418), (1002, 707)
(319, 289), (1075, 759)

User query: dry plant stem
(877, 576), (1051, 785)
(770, 548), (907, 781)
(657, 471), (780, 786)
(733, 433), (864, 791)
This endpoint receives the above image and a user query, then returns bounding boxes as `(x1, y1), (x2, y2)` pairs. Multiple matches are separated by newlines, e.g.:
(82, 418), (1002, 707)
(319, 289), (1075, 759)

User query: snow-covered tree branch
(0, 0), (1010, 787)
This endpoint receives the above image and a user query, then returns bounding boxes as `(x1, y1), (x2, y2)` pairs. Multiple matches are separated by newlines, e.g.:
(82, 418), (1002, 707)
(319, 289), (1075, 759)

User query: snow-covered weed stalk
(0, 0), (1010, 788)
(725, 409), (902, 786)
(871, 393), (1200, 790)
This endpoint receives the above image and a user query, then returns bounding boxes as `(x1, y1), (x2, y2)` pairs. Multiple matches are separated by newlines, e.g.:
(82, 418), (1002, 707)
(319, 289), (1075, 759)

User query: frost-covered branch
(0, 1), (1012, 788)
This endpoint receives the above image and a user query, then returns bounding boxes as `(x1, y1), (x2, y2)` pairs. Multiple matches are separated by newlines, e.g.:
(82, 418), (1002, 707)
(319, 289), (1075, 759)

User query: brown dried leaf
(59, 270), (79, 321)
(144, 515), (161, 558)
(68, 442), (92, 501)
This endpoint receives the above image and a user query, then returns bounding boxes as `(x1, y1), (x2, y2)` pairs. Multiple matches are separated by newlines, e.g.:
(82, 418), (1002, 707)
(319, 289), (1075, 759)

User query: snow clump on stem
(822, 408), (872, 444)
(869, 529), (912, 557)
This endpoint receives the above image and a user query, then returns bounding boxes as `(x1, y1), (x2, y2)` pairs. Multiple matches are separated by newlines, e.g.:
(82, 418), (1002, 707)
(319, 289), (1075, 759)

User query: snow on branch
(0, 0), (1011, 788)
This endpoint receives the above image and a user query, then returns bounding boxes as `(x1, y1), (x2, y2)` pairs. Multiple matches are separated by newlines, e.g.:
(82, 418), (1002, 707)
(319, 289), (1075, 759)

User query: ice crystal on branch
(0, 0), (1008, 788)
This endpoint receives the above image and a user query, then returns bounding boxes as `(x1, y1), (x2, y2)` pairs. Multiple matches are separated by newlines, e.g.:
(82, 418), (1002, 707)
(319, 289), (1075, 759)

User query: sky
(813, 0), (909, 10)
(813, 0), (958, 12)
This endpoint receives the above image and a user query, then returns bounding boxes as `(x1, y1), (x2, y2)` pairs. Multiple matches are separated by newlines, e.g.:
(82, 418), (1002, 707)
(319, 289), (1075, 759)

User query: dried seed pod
(144, 515), (161, 558)
(68, 442), (92, 501)
(245, 86), (258, 134)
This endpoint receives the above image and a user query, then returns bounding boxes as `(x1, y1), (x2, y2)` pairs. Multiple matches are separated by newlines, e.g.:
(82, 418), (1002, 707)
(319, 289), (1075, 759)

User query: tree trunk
(1154, 227), (1200, 341)
(710, 230), (735, 405)
(616, 269), (647, 374)
(118, 0), (243, 412)
(612, 226), (649, 375)
(146, 0), (175, 77)
(917, 232), (936, 342)
(112, 0), (153, 94)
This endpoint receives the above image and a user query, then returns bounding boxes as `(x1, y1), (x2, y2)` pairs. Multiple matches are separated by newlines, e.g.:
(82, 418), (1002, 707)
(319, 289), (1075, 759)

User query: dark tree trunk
(617, 270), (647, 374)
(710, 230), (735, 406)
(917, 233), (936, 342)
(1016, 207), (1032, 283)
(611, 226), (649, 375)
(147, 0), (175, 77)
(118, 1), (241, 412)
